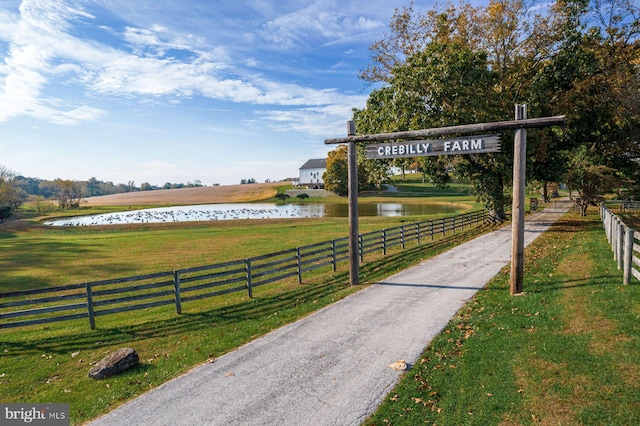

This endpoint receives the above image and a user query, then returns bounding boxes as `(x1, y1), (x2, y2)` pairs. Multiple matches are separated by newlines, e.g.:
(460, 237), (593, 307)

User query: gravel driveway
(89, 200), (570, 426)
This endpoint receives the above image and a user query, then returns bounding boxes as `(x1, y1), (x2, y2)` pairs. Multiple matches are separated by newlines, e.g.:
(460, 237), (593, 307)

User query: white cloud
(261, 0), (384, 49)
(0, 0), (105, 123)
(0, 9), (19, 42)
(258, 94), (367, 136)
(0, 0), (373, 135)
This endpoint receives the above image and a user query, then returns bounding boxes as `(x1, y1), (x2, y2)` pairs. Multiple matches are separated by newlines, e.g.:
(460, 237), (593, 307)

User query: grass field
(364, 211), (640, 426)
(4, 176), (482, 292)
(0, 218), (492, 423)
(1, 177), (578, 424)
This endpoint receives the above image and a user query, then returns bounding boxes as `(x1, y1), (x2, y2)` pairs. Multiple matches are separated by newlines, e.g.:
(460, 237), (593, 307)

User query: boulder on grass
(88, 347), (139, 380)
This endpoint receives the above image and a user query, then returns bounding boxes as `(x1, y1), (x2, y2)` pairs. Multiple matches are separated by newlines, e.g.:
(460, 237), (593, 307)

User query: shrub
(0, 206), (13, 222)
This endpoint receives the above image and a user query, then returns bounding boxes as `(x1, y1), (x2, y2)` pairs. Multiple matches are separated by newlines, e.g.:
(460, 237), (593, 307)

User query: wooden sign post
(347, 120), (359, 285)
(511, 105), (527, 295)
(326, 112), (565, 288)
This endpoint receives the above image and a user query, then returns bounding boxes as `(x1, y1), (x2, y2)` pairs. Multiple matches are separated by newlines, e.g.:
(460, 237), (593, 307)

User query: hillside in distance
(82, 183), (280, 206)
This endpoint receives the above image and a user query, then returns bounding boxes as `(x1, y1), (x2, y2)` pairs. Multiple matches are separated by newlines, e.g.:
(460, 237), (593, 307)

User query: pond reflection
(45, 202), (463, 226)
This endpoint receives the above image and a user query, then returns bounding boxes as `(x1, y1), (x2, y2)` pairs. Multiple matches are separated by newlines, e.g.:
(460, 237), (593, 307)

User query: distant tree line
(240, 178), (279, 184)
(0, 166), (214, 220)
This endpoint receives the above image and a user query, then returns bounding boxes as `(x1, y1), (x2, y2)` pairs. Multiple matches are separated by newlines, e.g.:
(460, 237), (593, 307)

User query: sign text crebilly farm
(365, 134), (501, 160)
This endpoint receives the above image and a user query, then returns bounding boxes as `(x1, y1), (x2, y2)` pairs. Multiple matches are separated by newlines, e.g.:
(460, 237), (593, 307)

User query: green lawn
(0, 182), (566, 424)
(364, 211), (640, 426)
(2, 179), (486, 293)
(0, 219), (493, 424)
(1, 183), (493, 424)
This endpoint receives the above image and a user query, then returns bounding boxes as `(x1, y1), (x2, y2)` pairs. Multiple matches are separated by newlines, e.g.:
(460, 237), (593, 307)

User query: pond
(44, 202), (464, 226)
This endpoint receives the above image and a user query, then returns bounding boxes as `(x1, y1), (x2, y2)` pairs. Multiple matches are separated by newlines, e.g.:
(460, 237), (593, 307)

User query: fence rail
(1, 209), (490, 330)
(600, 202), (640, 285)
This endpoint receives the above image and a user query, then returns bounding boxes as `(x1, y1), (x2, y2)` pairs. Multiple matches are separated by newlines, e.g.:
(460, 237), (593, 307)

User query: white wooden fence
(600, 202), (640, 285)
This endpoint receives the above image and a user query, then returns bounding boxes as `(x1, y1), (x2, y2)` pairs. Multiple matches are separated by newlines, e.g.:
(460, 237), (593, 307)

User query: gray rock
(88, 347), (139, 380)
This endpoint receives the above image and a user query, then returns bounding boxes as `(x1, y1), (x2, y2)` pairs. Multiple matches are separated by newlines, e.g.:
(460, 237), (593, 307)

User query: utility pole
(510, 104), (527, 295)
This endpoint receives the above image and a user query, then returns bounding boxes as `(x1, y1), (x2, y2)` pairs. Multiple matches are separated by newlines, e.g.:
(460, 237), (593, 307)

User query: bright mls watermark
(1, 404), (69, 425)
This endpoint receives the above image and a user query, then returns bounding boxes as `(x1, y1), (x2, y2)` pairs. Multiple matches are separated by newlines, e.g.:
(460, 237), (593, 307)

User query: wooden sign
(365, 134), (501, 160)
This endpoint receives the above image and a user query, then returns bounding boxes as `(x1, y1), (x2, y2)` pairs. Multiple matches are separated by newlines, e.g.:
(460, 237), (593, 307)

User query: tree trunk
(542, 182), (550, 203)
(580, 199), (589, 216)
(488, 208), (507, 223)
(491, 174), (507, 222)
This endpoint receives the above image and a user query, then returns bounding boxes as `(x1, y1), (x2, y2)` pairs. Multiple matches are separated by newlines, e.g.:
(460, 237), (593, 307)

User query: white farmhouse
(298, 158), (326, 189)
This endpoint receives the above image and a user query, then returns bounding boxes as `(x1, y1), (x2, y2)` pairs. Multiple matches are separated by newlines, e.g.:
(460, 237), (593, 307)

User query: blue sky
(0, 0), (442, 186)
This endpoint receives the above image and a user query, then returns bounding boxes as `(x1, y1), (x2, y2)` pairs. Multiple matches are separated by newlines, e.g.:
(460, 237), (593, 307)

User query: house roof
(299, 158), (326, 170)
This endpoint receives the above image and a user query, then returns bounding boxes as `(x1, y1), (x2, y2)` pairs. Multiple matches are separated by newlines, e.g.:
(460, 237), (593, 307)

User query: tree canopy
(354, 0), (639, 215)
(0, 166), (27, 220)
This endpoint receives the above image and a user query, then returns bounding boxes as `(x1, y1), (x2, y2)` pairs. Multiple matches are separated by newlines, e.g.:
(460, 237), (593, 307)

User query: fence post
(417, 222), (421, 244)
(296, 247), (302, 284)
(359, 234), (364, 263)
(382, 229), (387, 255)
(612, 214), (617, 245)
(608, 210), (614, 242)
(617, 220), (625, 270)
(430, 220), (434, 240)
(173, 270), (182, 314)
(246, 259), (253, 298)
(86, 282), (95, 330)
(441, 218), (445, 237)
(401, 225), (405, 249)
(623, 226), (634, 285)
(331, 240), (337, 272)
(612, 217), (618, 259)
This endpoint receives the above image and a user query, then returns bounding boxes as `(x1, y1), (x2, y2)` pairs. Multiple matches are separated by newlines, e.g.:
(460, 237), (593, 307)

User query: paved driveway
(89, 201), (570, 426)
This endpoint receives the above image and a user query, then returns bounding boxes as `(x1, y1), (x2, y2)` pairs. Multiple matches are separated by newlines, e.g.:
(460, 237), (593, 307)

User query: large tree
(322, 145), (382, 195)
(0, 166), (27, 220)
(355, 1), (558, 219)
(355, 38), (513, 218)
(356, 0), (639, 216)
(53, 179), (84, 208)
(531, 0), (640, 206)
(323, 145), (349, 195)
